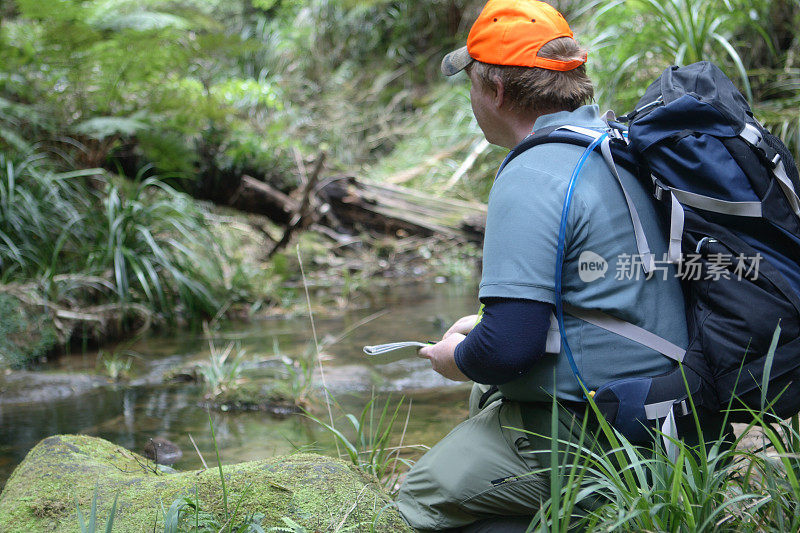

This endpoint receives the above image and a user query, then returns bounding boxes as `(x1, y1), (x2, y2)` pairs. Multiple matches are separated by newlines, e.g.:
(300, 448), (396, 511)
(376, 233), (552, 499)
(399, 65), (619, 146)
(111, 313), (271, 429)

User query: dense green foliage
(1, 0), (798, 367)
(2, 0), (797, 190)
(0, 152), (230, 367)
(528, 403), (800, 532)
(583, 0), (800, 156)
(0, 0), (471, 184)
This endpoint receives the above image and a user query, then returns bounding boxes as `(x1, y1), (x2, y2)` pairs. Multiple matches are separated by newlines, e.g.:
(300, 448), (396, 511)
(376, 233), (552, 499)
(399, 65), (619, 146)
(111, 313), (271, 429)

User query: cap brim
(441, 46), (473, 76)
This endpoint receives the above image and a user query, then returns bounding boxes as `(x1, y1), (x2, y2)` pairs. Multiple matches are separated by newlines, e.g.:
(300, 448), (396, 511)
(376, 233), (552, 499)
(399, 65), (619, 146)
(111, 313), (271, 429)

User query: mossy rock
(0, 435), (412, 532)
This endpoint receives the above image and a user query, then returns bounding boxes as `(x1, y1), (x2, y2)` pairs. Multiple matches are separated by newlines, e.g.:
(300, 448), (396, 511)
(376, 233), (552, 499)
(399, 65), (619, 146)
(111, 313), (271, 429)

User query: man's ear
(491, 74), (505, 109)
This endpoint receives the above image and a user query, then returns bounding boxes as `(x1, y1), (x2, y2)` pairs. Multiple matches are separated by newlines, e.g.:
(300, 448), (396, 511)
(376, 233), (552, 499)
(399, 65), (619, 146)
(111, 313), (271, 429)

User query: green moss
(216, 381), (292, 405)
(202, 381), (302, 416)
(0, 435), (411, 532)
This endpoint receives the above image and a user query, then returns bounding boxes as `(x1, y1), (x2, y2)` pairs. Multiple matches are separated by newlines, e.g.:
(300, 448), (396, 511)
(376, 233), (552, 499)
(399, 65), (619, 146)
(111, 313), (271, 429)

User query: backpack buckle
(674, 399), (690, 417)
(742, 123), (780, 169)
(757, 141), (781, 169)
(607, 125), (627, 142)
(652, 177), (670, 202)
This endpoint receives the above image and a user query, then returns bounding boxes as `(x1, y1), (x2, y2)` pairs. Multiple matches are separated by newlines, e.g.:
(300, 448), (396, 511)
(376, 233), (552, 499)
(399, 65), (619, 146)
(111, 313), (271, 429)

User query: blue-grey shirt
(479, 105), (688, 402)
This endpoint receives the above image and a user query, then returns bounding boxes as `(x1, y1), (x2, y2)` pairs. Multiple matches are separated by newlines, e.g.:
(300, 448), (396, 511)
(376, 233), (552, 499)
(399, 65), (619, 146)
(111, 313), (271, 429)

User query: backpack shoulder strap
(740, 123), (800, 218)
(498, 125), (639, 177)
(524, 126), (681, 379)
(508, 125), (655, 273)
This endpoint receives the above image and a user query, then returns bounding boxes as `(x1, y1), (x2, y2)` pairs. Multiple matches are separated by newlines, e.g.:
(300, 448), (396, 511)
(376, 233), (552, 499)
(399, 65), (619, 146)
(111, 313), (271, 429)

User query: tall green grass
(306, 394), (415, 495)
(196, 341), (247, 400)
(0, 152), (238, 365)
(0, 154), (96, 282)
(0, 153), (225, 318)
(523, 390), (800, 530)
(93, 175), (223, 318)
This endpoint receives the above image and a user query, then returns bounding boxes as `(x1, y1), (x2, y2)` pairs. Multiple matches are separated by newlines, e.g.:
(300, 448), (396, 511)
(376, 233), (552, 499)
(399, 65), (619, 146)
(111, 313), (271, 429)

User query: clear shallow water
(0, 282), (480, 487)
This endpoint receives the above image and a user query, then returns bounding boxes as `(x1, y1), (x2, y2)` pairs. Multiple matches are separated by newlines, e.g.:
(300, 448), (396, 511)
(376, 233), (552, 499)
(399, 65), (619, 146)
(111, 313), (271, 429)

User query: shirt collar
(532, 104), (604, 133)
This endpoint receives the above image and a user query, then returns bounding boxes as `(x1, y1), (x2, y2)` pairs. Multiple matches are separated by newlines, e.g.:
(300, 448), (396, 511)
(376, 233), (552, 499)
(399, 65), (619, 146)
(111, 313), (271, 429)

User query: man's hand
(418, 334), (470, 382)
(443, 314), (480, 339)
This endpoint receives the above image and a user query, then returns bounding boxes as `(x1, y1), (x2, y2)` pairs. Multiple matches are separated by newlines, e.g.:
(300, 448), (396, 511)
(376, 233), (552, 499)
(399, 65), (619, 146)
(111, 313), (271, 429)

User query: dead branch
(268, 152), (327, 258)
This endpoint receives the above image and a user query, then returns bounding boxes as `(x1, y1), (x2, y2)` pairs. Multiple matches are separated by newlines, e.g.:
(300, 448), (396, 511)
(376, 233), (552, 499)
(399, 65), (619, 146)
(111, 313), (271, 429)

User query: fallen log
(222, 171), (487, 244)
(227, 175), (297, 224)
(318, 176), (486, 243)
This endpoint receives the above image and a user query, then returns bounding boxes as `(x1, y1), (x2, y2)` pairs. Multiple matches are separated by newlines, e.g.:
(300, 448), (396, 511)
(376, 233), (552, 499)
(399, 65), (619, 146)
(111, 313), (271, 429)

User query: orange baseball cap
(441, 0), (586, 76)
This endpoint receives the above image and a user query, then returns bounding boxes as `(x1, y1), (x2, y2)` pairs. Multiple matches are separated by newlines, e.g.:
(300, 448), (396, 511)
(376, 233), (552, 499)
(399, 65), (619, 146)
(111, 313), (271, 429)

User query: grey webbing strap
(545, 312), (561, 354)
(645, 399), (686, 461)
(662, 409), (679, 462)
(564, 303), (686, 364)
(646, 399), (685, 461)
(668, 187), (763, 217)
(600, 136), (655, 273)
(645, 398), (690, 420)
(657, 183), (762, 263)
(775, 160), (800, 217)
(739, 123), (761, 146)
(558, 125), (604, 139)
(739, 123), (762, 147)
(668, 192), (685, 263)
(740, 123), (800, 217)
(644, 400), (675, 420)
(557, 125), (654, 273)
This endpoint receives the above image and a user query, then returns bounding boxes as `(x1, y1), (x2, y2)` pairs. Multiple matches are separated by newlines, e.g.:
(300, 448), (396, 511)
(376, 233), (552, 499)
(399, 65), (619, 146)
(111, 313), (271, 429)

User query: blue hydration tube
(555, 132), (609, 395)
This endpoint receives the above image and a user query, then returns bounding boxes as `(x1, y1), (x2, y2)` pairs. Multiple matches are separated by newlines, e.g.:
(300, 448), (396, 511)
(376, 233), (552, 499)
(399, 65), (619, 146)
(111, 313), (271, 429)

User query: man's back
(479, 104), (688, 402)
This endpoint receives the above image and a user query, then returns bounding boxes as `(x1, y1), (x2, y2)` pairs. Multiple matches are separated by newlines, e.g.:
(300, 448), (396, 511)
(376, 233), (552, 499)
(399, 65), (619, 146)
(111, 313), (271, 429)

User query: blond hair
(472, 37), (594, 114)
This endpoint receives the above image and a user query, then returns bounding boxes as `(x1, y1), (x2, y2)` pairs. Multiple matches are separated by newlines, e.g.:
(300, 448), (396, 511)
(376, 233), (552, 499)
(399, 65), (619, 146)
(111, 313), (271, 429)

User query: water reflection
(0, 281), (479, 487)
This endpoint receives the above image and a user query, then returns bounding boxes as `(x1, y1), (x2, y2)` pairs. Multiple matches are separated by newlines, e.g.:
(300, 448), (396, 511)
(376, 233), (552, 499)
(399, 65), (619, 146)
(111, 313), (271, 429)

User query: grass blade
(761, 322), (781, 410)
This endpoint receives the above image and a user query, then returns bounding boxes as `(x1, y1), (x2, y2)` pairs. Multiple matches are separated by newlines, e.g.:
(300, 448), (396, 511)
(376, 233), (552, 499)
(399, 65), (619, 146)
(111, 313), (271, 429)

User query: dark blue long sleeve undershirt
(453, 297), (553, 385)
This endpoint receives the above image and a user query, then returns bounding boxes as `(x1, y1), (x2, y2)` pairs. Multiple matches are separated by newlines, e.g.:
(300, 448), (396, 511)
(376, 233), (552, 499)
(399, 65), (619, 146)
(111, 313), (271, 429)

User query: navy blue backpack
(502, 62), (800, 440)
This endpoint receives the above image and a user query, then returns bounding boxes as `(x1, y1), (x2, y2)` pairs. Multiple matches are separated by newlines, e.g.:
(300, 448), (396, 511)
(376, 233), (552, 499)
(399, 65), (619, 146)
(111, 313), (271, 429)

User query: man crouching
(396, 1), (688, 530)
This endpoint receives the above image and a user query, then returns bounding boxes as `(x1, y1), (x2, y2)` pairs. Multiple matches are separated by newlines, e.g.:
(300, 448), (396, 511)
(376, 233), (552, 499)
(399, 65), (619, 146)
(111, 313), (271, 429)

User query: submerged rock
(0, 371), (108, 405)
(0, 434), (412, 532)
(143, 437), (183, 465)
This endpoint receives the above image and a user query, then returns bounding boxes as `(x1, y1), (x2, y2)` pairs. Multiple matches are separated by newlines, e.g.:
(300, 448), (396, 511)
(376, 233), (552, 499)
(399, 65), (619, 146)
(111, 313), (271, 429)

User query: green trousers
(396, 385), (600, 531)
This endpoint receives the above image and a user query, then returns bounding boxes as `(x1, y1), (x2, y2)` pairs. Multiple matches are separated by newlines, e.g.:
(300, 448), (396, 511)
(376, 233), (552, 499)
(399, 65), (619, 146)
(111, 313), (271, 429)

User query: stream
(0, 282), (480, 488)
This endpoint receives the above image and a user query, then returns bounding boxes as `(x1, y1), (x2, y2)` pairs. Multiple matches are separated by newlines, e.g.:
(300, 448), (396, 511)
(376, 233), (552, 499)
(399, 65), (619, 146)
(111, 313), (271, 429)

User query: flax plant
(635, 0), (752, 100)
(0, 150), (232, 363)
(755, 70), (800, 162)
(523, 397), (762, 532)
(0, 154), (96, 282)
(306, 394), (413, 495)
(583, 0), (761, 108)
(92, 175), (222, 319)
(196, 341), (247, 400)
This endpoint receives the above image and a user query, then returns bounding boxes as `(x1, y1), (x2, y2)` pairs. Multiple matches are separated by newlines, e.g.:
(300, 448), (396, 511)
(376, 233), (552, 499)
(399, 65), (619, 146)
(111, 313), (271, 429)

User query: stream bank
(0, 281), (480, 490)
(0, 208), (482, 372)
